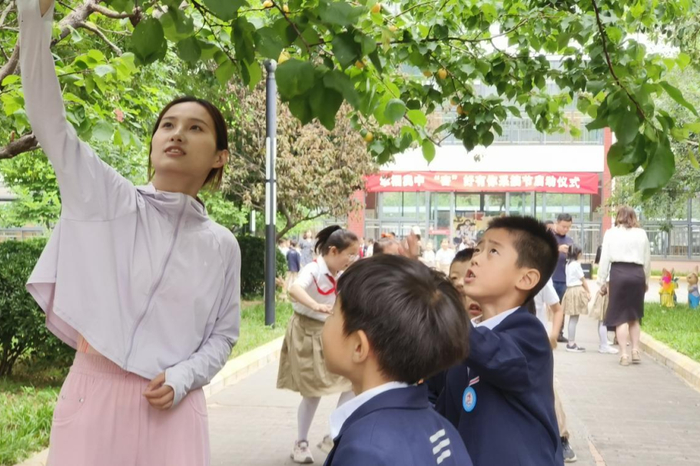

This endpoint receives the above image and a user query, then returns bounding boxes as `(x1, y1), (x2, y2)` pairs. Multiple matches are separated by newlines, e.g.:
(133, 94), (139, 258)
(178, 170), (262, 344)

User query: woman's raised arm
(19, 0), (136, 221)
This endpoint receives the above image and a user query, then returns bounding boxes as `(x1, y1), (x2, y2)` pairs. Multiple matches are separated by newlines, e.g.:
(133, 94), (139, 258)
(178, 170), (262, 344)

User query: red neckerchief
(313, 259), (337, 296)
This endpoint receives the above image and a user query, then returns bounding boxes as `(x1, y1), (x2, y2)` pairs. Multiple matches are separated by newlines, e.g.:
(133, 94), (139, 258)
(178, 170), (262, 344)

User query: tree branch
(0, 44), (19, 86)
(89, 3), (134, 19)
(0, 134), (39, 160)
(77, 21), (122, 55)
(591, 0), (646, 121)
(0, 1), (14, 28)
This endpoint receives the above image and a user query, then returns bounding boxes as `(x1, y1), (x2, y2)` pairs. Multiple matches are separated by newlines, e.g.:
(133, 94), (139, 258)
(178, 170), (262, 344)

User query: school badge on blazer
(462, 376), (479, 412)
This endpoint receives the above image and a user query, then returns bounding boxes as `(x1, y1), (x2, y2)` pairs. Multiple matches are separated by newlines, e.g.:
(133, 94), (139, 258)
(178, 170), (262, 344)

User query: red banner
(365, 172), (599, 194)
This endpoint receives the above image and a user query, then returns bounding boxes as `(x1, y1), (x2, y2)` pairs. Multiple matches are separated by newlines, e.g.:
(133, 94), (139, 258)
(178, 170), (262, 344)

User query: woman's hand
(599, 284), (608, 296)
(143, 372), (174, 410)
(40, 0), (54, 16)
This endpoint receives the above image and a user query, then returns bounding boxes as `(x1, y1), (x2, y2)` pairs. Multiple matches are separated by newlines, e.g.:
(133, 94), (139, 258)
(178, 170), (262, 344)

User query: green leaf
(288, 95), (313, 124)
(507, 106), (522, 118)
(689, 150), (700, 170)
(384, 99), (406, 124)
(319, 1), (364, 27)
(685, 122), (700, 134)
(177, 37), (201, 64)
(232, 17), (256, 66)
(635, 139), (675, 192)
(607, 142), (635, 176)
(202, 0), (247, 21)
(159, 8), (194, 41)
(606, 26), (623, 44)
(215, 59), (236, 85)
(630, 2), (644, 18)
(422, 140), (435, 162)
(323, 70), (360, 109)
(131, 18), (167, 64)
(276, 59), (316, 100)
(358, 33), (376, 56)
(254, 27), (284, 61)
(94, 65), (115, 77)
(659, 81), (698, 117)
(1, 75), (20, 86)
(482, 130), (494, 146)
(332, 32), (361, 69)
(677, 52), (691, 69)
(243, 60), (262, 89)
(612, 111), (639, 145)
(368, 50), (383, 74)
(310, 87), (343, 130)
(406, 109), (427, 127)
(92, 121), (114, 142)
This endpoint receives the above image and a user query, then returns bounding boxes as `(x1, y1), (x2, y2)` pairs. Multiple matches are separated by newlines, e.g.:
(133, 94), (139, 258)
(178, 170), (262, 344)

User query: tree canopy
(1, 0), (699, 200)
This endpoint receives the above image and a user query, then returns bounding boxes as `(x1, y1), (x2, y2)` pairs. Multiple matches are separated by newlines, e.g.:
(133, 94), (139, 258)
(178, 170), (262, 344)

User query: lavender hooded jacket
(19, 0), (241, 407)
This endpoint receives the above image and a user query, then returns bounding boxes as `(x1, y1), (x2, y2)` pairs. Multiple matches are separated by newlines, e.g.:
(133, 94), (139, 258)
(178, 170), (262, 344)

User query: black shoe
(562, 437), (577, 463)
(557, 335), (568, 343)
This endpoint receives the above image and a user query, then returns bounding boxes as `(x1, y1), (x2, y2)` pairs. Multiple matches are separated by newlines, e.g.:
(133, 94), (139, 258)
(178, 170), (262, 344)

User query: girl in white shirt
(562, 246), (591, 353)
(277, 226), (359, 464)
(435, 239), (456, 274)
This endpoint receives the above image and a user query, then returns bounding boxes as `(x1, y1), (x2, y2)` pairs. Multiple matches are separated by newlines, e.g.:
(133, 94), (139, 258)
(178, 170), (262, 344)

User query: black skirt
(604, 262), (646, 327)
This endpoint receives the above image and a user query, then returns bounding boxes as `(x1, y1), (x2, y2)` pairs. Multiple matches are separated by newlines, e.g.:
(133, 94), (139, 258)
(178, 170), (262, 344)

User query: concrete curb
(14, 337), (285, 466)
(640, 331), (700, 394)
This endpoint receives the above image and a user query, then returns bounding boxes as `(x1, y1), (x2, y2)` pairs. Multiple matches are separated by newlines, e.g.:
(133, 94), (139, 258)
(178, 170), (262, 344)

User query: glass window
(508, 193), (533, 216)
(455, 193), (480, 215)
(484, 194), (506, 217)
(402, 192), (418, 218)
(382, 192), (401, 218)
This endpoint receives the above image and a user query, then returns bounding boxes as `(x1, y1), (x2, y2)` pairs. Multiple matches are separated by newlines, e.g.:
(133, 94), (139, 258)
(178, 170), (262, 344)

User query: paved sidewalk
(209, 286), (700, 466)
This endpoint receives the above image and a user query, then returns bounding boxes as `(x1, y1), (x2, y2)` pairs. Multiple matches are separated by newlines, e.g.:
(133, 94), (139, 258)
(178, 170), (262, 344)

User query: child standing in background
(277, 226), (359, 464)
(562, 246), (591, 353)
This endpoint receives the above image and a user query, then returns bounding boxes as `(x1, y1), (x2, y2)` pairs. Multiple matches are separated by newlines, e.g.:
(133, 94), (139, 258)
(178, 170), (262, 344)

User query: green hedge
(0, 239), (74, 377)
(237, 235), (287, 298)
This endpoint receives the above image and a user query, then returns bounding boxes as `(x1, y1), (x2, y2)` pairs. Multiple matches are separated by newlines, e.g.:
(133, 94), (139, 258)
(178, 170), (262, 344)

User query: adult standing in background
(551, 213), (574, 343)
(299, 230), (314, 266)
(597, 206), (651, 367)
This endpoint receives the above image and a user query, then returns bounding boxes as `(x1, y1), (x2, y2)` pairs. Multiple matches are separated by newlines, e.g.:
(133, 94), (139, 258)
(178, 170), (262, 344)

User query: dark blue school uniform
(325, 385), (472, 466)
(286, 248), (301, 273)
(437, 307), (563, 466)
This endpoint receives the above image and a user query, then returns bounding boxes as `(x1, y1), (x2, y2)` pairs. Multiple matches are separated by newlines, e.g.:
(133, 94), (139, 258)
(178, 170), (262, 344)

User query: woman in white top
(597, 206), (651, 366)
(20, 0), (240, 464)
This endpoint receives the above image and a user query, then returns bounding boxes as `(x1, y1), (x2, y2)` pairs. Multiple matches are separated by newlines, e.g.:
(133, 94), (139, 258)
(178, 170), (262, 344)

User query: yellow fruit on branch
(262, 0), (274, 8)
(450, 97), (459, 106)
(388, 25), (398, 32)
(371, 3), (382, 13)
(278, 51), (290, 63)
(355, 60), (365, 69)
(422, 70), (433, 77)
(437, 68), (448, 79)
(364, 132), (374, 143)
(282, 4), (289, 12)
(457, 105), (466, 116)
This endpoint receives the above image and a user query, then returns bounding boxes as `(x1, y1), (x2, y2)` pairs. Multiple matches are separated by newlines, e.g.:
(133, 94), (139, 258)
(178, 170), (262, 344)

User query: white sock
(297, 396), (321, 442)
(598, 321), (608, 348)
(568, 315), (579, 343)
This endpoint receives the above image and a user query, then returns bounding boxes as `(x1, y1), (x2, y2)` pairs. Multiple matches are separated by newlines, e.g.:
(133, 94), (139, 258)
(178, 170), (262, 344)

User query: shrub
(0, 238), (74, 376)
(237, 235), (287, 298)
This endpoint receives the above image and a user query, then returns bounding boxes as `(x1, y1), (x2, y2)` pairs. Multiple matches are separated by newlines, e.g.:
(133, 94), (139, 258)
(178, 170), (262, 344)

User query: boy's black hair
(290, 240), (298, 248)
(315, 225), (358, 255)
(277, 238), (286, 246)
(486, 216), (558, 303)
(566, 244), (583, 263)
(452, 248), (474, 265)
(556, 213), (572, 223)
(337, 255), (469, 384)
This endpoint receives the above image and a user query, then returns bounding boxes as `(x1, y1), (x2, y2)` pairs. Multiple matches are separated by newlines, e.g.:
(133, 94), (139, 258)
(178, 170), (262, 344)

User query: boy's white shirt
(534, 279), (560, 329)
(329, 382), (410, 439)
(471, 307), (519, 330)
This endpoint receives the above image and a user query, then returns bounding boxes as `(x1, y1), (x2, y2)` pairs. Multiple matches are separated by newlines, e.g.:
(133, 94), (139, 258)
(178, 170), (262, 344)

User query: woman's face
(441, 240), (449, 250)
(150, 102), (228, 189)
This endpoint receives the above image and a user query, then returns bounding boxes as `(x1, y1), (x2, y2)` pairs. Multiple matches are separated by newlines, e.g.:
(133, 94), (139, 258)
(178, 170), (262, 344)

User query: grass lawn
(643, 303), (700, 362)
(230, 300), (294, 359)
(0, 299), (294, 465)
(0, 372), (63, 466)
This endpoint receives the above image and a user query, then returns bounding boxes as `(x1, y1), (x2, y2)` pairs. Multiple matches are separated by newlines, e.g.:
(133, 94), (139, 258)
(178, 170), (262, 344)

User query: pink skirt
(48, 353), (209, 466)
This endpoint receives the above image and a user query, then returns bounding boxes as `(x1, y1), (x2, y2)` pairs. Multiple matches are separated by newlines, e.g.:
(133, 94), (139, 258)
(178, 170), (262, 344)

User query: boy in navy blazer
(322, 255), (473, 466)
(438, 216), (564, 466)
